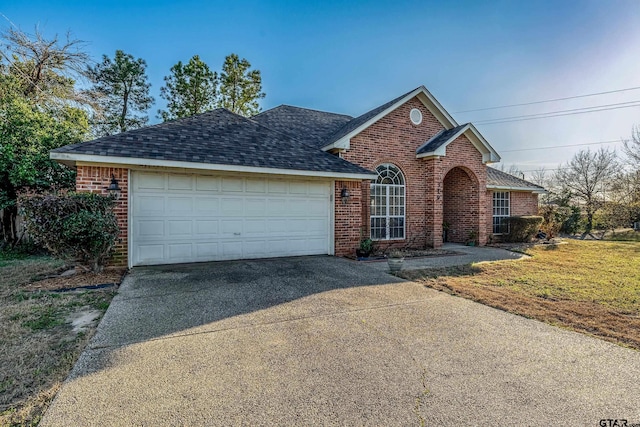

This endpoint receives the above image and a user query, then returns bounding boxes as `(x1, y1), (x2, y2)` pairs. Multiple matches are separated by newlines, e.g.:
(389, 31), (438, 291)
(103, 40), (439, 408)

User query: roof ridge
(254, 104), (353, 119)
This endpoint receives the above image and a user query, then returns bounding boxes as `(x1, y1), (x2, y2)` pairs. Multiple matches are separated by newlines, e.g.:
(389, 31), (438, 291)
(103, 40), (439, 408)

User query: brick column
(334, 181), (363, 257)
(75, 166), (129, 267)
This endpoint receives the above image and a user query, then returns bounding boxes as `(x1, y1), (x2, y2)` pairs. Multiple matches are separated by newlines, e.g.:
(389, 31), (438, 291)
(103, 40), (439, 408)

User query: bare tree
(623, 125), (640, 164)
(554, 148), (617, 236)
(0, 26), (90, 104)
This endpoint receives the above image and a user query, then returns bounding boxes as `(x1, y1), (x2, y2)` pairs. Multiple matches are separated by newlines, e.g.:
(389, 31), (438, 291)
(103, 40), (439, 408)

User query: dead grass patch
(0, 254), (122, 426)
(399, 240), (640, 350)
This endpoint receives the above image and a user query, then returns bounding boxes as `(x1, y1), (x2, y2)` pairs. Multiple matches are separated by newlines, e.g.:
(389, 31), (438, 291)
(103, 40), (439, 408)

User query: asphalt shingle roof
(487, 167), (545, 191)
(252, 105), (352, 148)
(52, 109), (374, 176)
(416, 124), (468, 155)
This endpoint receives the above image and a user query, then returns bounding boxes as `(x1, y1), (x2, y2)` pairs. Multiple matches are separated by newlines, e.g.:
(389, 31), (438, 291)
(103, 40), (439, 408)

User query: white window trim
(370, 164), (406, 241)
(492, 191), (510, 234)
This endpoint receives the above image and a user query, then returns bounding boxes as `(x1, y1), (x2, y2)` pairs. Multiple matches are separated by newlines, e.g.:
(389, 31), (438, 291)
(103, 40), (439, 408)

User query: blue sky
(3, 0), (640, 177)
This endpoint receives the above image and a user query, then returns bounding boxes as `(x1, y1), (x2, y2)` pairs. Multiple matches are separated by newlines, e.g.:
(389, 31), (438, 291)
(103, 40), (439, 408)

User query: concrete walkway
(365, 243), (527, 272)
(42, 256), (640, 426)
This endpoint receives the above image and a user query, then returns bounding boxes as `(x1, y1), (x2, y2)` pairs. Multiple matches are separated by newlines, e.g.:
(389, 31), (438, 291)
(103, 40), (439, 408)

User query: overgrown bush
(539, 205), (571, 239)
(18, 192), (119, 272)
(501, 216), (543, 243)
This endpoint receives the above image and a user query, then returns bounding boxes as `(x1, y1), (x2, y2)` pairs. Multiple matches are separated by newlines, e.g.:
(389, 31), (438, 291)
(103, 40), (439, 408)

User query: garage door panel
(244, 240), (267, 257)
(245, 199), (266, 216)
(195, 198), (219, 214)
(137, 173), (165, 190)
(222, 241), (243, 258)
(136, 196), (165, 215)
(196, 176), (220, 192)
(245, 219), (266, 235)
(137, 244), (164, 263)
(221, 220), (242, 235)
(221, 198), (243, 215)
(245, 179), (266, 193)
(168, 174), (193, 190)
(195, 242), (218, 258)
(268, 180), (287, 193)
(196, 220), (219, 235)
(168, 220), (192, 237)
(132, 172), (331, 266)
(168, 243), (192, 260)
(222, 177), (243, 192)
(167, 197), (193, 213)
(138, 220), (164, 237)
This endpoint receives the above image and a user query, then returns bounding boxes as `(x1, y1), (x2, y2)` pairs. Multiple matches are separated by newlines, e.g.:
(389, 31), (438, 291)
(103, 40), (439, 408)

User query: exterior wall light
(340, 187), (351, 204)
(106, 174), (121, 200)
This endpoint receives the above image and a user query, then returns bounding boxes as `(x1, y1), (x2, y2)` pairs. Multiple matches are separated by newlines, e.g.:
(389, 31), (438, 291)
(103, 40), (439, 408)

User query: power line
(454, 86), (640, 113)
(474, 101), (640, 125)
(498, 139), (622, 153)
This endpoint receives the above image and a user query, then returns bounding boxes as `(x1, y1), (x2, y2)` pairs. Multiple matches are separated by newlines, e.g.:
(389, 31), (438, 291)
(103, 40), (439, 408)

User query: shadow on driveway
(41, 255), (640, 426)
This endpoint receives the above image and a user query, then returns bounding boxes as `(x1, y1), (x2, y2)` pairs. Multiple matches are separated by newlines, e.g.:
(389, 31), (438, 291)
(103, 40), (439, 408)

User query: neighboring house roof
(486, 167), (546, 193)
(51, 109), (375, 180)
(252, 105), (352, 148)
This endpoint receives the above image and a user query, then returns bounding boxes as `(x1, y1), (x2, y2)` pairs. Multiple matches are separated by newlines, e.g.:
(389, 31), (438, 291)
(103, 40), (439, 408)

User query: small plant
(359, 238), (374, 253)
(467, 230), (478, 246)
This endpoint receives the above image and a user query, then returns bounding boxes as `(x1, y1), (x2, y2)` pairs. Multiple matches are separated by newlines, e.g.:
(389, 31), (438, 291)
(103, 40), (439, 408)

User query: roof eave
(50, 152), (377, 181)
(487, 184), (547, 194)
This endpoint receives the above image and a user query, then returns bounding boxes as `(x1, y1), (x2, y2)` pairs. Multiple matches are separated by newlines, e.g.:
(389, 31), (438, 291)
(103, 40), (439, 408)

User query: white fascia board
(487, 185), (547, 194)
(467, 123), (501, 163)
(322, 137), (350, 152)
(50, 152), (377, 181)
(321, 86), (458, 152)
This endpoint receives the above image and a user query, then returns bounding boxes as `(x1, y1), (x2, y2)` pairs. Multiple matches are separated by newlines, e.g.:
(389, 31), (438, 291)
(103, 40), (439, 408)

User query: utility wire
(474, 101), (640, 125)
(454, 86), (640, 113)
(498, 139), (621, 153)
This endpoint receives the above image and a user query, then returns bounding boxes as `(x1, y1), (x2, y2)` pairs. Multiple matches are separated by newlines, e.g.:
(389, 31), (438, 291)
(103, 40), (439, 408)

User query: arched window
(370, 164), (405, 240)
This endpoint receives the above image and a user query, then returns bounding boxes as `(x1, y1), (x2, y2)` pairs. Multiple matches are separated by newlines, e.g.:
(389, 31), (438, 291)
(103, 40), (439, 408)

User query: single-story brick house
(51, 86), (545, 267)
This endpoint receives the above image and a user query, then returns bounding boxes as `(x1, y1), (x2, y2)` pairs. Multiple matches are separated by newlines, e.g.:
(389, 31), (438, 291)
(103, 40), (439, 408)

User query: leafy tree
(554, 148), (617, 236)
(0, 74), (88, 245)
(218, 53), (265, 116)
(87, 50), (153, 135)
(158, 55), (218, 121)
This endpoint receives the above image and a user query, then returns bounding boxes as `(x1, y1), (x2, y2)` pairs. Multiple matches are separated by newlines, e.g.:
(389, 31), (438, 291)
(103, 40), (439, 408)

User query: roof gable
(321, 86), (458, 151)
(416, 123), (501, 164)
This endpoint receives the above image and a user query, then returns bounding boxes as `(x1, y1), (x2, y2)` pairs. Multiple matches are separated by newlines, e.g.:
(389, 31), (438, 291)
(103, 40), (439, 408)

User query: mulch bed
(353, 248), (459, 261)
(23, 268), (127, 292)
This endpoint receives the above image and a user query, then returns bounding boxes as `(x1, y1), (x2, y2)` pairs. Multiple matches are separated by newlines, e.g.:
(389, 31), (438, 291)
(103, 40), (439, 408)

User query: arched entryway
(442, 167), (480, 244)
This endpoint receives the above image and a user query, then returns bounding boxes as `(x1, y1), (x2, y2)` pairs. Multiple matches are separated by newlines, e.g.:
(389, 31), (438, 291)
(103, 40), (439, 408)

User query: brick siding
(76, 166), (128, 266)
(336, 96), (489, 254)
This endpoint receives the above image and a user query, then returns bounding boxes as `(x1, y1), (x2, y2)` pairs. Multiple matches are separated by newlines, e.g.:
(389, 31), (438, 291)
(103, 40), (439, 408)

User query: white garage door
(131, 171), (332, 266)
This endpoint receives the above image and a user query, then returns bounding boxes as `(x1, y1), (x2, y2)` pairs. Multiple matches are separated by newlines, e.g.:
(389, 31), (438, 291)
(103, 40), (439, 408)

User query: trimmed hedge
(18, 192), (119, 272)
(501, 216), (543, 243)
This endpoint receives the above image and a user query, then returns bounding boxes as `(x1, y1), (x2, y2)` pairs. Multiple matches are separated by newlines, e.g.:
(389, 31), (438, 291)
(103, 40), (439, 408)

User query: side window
(492, 191), (510, 234)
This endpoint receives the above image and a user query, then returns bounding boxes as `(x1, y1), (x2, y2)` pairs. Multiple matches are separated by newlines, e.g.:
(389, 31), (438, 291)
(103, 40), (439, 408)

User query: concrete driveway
(42, 256), (640, 426)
